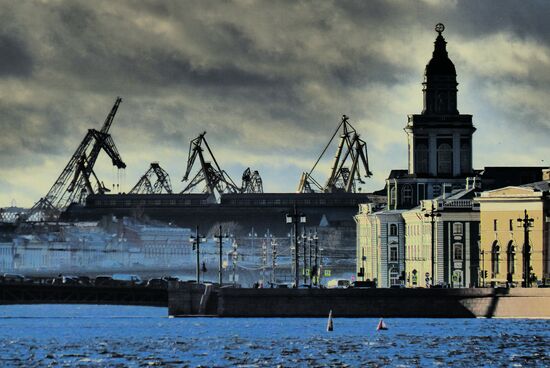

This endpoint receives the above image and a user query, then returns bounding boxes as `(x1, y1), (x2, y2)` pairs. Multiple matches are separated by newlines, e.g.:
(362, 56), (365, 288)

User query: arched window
(401, 185), (413, 205)
(415, 144), (429, 174)
(506, 242), (515, 275)
(453, 223), (463, 235)
(491, 241), (500, 277)
(437, 143), (453, 175)
(389, 224), (398, 237)
(453, 243), (463, 261)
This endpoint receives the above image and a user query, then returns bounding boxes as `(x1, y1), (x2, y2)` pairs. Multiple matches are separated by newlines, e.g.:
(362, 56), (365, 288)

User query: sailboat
(327, 310), (334, 332)
(376, 318), (388, 331)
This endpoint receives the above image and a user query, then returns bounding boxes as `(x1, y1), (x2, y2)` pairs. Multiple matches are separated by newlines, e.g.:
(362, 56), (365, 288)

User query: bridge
(0, 282), (167, 307)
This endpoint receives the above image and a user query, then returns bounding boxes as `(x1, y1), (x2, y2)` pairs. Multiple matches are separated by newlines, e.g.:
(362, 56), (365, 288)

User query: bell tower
(405, 23), (475, 178)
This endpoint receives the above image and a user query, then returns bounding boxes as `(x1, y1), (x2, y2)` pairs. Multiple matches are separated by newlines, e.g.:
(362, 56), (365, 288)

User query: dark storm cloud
(0, 34), (33, 76)
(0, 0), (549, 206)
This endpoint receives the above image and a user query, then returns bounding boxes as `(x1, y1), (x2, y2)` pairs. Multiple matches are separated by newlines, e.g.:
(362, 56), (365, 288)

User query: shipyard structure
(0, 90), (379, 283)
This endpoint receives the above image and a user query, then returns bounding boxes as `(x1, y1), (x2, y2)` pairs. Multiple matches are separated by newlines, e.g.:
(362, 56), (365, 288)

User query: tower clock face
(435, 23), (445, 34)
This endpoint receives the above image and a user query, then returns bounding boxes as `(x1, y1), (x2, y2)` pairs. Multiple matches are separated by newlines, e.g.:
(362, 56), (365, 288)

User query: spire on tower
(422, 23), (458, 115)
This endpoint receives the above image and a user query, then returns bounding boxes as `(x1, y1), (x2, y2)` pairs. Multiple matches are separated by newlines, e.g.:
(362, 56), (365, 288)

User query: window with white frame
(453, 222), (463, 235)
(453, 243), (463, 261)
(402, 184), (413, 205)
(389, 224), (398, 237)
(389, 268), (400, 286)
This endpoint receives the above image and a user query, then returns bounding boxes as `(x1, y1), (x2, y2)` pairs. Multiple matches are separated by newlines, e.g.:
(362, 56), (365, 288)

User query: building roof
(521, 180), (550, 193)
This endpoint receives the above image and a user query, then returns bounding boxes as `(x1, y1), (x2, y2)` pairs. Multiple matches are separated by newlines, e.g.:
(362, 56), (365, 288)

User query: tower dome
(422, 23), (459, 115)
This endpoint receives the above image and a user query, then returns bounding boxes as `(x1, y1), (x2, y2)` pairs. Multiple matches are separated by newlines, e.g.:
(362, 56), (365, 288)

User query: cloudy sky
(1, 0), (549, 207)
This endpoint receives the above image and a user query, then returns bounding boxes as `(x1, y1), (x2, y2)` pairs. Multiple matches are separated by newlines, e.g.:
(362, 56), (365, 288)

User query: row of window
(93, 199), (207, 207)
(493, 219), (524, 232)
(490, 242), (517, 276)
(406, 242), (463, 261)
(404, 222), (464, 237)
(414, 142), (471, 175)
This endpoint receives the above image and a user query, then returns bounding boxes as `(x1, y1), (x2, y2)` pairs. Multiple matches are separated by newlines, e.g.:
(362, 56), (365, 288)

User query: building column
(452, 132), (460, 176)
(429, 133), (437, 176)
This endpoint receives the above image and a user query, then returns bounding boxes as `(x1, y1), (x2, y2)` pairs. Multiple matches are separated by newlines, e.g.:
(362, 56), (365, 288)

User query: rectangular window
(453, 223), (463, 235)
(493, 219), (498, 231)
(390, 247), (398, 262)
(509, 219), (513, 231)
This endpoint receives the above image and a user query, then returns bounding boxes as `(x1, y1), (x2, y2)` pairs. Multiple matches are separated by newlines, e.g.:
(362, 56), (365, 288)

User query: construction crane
(130, 162), (173, 194)
(181, 132), (240, 197)
(26, 98), (126, 221)
(241, 168), (263, 193)
(297, 115), (372, 193)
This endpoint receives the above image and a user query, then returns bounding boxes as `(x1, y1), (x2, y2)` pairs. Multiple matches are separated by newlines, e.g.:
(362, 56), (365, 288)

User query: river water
(0, 305), (548, 367)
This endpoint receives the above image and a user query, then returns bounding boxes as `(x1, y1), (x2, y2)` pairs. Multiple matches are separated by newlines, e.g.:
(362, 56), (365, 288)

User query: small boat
(327, 310), (334, 332)
(376, 318), (388, 331)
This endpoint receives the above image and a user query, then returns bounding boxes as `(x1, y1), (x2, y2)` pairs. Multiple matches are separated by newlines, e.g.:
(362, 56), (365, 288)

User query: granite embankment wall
(168, 285), (550, 318)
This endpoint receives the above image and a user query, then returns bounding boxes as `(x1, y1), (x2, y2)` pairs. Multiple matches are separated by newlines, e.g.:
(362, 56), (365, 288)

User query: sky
(1, 0), (549, 207)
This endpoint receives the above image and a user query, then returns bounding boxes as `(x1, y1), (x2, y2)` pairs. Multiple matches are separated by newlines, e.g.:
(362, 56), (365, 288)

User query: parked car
(77, 276), (92, 286)
(350, 280), (377, 288)
(327, 279), (351, 289)
(146, 278), (168, 288)
(1, 273), (26, 283)
(52, 275), (79, 286)
(94, 275), (115, 287)
(112, 274), (143, 286)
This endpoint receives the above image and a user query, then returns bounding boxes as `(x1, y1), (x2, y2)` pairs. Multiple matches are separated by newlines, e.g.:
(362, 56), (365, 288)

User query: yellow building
(476, 178), (550, 287)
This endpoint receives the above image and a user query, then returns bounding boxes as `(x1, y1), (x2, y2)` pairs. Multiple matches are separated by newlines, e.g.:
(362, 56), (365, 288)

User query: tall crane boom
(297, 115), (372, 194)
(181, 132), (240, 197)
(26, 98), (125, 221)
(130, 162), (173, 194)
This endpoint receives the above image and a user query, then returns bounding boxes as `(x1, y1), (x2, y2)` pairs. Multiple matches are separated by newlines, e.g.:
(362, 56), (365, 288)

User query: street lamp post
(231, 240), (239, 287)
(313, 231), (319, 286)
(480, 249), (485, 287)
(248, 227), (257, 265)
(189, 226), (205, 284)
(425, 203), (441, 287)
(214, 225), (230, 286)
(286, 206), (307, 287)
(301, 230), (307, 285)
(262, 230), (272, 285)
(517, 209), (534, 288)
(271, 238), (278, 284)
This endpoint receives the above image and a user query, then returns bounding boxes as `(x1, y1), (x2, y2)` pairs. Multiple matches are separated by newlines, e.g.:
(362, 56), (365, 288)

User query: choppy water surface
(0, 305), (548, 367)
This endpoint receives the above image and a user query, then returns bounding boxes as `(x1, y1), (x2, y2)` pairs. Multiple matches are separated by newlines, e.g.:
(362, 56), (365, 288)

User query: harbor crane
(181, 132), (264, 198)
(129, 162), (173, 194)
(297, 115), (372, 193)
(181, 132), (240, 197)
(26, 98), (126, 221)
(241, 168), (263, 193)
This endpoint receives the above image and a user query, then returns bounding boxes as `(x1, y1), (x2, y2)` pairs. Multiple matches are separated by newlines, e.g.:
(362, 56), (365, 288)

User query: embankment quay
(0, 283), (166, 307)
(1, 282), (549, 318)
(169, 284), (550, 318)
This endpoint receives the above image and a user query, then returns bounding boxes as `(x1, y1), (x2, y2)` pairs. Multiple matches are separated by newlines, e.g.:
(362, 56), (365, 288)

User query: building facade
(403, 190), (480, 288)
(355, 204), (406, 287)
(476, 180), (550, 287)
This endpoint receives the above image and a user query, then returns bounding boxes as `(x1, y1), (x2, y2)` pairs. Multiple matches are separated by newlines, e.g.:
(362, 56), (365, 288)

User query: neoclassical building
(402, 189), (480, 288)
(355, 204), (405, 287)
(475, 175), (550, 287)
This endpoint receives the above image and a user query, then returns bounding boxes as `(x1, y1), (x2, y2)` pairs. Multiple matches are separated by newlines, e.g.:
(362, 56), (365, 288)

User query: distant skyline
(1, 0), (549, 207)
